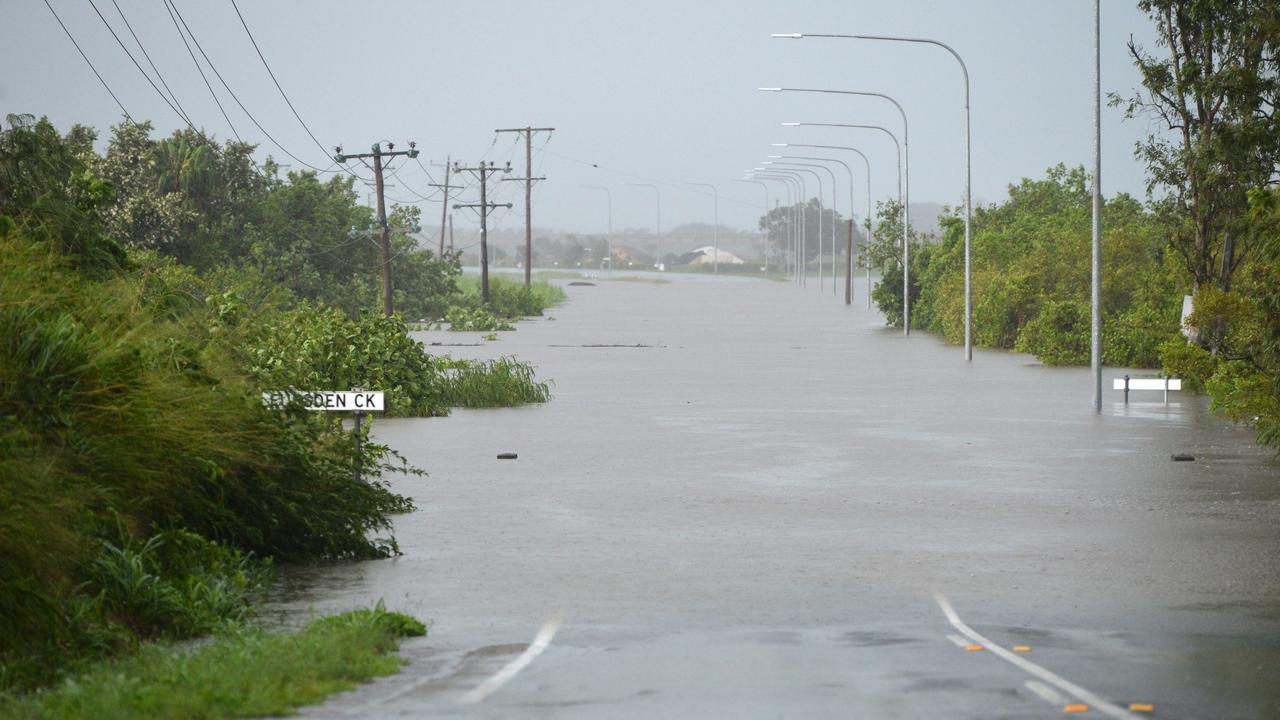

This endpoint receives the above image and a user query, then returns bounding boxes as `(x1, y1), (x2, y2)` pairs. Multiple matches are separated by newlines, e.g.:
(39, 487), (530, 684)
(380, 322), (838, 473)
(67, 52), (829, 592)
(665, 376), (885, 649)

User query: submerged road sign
(262, 390), (385, 412)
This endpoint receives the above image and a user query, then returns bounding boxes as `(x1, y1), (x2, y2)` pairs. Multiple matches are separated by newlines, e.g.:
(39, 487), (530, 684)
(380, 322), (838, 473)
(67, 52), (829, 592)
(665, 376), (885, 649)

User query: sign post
(262, 388), (386, 483)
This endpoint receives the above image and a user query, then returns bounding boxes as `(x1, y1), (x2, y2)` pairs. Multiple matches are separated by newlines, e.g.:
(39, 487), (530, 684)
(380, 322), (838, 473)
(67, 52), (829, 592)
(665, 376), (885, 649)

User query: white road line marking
(458, 620), (560, 705)
(934, 592), (1139, 720)
(947, 634), (971, 648)
(1025, 680), (1068, 706)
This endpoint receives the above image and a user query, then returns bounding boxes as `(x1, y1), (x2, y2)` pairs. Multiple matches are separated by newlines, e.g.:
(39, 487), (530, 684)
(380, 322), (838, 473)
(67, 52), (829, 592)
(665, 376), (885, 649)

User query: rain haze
(3, 1), (1162, 233)
(2, 1), (1278, 719)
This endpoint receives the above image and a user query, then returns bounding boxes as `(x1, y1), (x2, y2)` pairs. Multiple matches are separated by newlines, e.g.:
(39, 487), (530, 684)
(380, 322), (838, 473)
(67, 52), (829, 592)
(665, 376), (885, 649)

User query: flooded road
(272, 272), (1280, 719)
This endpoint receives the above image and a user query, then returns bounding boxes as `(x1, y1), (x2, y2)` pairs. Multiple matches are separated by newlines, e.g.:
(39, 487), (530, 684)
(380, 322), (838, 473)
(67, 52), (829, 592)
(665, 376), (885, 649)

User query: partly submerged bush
(435, 356), (552, 408)
(0, 233), (412, 691)
(445, 305), (514, 332)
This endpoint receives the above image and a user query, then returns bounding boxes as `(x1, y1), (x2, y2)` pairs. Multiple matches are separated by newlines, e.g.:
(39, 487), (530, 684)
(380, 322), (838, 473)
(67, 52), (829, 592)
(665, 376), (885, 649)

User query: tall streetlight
(760, 87), (911, 335)
(1091, 0), (1102, 412)
(758, 169), (807, 284)
(752, 171), (800, 282)
(763, 163), (823, 287)
(773, 143), (870, 306)
(581, 185), (612, 274)
(682, 182), (720, 274)
(770, 154), (853, 297)
(774, 32), (972, 358)
(730, 178), (770, 273)
(769, 160), (835, 294)
(781, 122), (903, 309)
(624, 183), (662, 269)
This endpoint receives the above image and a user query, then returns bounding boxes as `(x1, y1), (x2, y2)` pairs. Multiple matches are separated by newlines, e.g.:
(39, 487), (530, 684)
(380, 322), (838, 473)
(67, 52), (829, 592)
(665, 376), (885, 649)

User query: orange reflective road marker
(1063, 703), (1090, 713)
(1129, 703), (1155, 712)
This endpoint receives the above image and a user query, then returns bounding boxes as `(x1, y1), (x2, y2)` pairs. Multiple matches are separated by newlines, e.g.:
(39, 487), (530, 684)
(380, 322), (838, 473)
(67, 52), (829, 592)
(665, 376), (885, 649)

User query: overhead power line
(163, 0), (331, 172)
(161, 0), (241, 142)
(41, 0), (133, 122)
(88, 0), (193, 129)
(229, 0), (334, 163)
(110, 0), (192, 128)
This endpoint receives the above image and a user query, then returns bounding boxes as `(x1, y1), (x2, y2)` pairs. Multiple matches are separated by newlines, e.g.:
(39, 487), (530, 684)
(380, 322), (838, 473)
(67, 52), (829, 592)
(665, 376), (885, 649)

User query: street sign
(1112, 378), (1181, 391)
(262, 390), (385, 412)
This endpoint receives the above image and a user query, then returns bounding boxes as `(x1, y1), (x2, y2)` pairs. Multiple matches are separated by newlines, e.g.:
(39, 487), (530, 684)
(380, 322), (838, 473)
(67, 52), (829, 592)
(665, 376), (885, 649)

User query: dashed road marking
(934, 592), (1140, 720)
(1025, 680), (1068, 705)
(458, 619), (560, 705)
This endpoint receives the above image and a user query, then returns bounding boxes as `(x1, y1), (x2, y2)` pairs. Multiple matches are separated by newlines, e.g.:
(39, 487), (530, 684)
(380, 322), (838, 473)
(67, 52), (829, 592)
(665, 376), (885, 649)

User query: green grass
(0, 607), (425, 720)
(436, 356), (552, 407)
(454, 275), (566, 318)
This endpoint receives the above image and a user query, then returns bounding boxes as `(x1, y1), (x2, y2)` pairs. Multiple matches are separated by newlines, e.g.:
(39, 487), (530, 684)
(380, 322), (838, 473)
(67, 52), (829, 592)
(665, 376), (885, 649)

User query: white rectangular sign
(262, 390), (385, 412)
(1113, 378), (1181, 391)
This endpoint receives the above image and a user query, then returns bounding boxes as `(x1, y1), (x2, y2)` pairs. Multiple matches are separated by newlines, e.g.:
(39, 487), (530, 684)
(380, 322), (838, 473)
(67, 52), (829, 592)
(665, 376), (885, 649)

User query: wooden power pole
(453, 160), (512, 303)
(333, 141), (419, 316)
(495, 126), (554, 285)
(429, 155), (463, 256)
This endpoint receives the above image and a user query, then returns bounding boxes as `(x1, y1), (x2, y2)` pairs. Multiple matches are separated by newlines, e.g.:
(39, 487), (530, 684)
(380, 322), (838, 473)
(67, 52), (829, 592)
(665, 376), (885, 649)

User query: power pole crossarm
(495, 127), (555, 285)
(453, 160), (513, 303)
(333, 141), (420, 317)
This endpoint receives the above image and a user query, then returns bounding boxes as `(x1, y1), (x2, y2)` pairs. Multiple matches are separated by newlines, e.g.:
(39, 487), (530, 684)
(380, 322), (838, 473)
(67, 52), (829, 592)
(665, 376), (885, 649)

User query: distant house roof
(676, 246), (745, 266)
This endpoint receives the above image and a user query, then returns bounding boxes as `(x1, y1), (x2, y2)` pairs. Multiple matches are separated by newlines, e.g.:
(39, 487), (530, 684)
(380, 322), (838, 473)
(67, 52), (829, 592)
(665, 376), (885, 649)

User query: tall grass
(0, 235), (411, 691)
(435, 356), (552, 407)
(0, 606), (425, 720)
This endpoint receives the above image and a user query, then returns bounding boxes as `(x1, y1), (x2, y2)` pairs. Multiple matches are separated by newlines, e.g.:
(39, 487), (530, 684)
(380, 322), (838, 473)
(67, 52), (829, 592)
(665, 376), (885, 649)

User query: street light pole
(771, 153), (854, 298)
(769, 161), (835, 295)
(1091, 0), (1103, 412)
(582, 185), (612, 275)
(774, 32), (971, 357)
(731, 179), (770, 274)
(780, 121), (903, 311)
(761, 87), (911, 334)
(772, 145), (867, 306)
(760, 169), (807, 285)
(764, 163), (825, 290)
(682, 182), (720, 274)
(624, 183), (662, 269)
(753, 172), (800, 282)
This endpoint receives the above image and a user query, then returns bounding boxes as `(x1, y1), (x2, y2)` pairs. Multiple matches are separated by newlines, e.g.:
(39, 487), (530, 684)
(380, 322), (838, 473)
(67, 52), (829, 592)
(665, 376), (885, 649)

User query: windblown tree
(1116, 0), (1280, 293)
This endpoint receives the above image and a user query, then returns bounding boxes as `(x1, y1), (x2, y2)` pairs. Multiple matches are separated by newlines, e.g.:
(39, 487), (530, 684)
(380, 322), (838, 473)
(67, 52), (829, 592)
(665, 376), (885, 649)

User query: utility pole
(448, 212), (454, 251)
(334, 141), (419, 317)
(495, 126), (555, 285)
(453, 160), (512, 303)
(429, 155), (463, 256)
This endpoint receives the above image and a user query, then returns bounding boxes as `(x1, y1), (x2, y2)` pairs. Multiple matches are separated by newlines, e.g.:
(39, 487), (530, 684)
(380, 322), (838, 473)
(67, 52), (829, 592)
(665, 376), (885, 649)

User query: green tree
(0, 114), (123, 272)
(1115, 0), (1280, 294)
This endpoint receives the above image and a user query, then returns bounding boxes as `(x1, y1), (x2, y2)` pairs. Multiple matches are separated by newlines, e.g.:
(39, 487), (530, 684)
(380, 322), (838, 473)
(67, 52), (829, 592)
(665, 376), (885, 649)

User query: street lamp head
(757, 87), (783, 92)
(767, 155), (782, 159)
(761, 161), (774, 165)
(770, 33), (804, 39)
(771, 143), (788, 147)
(781, 122), (801, 127)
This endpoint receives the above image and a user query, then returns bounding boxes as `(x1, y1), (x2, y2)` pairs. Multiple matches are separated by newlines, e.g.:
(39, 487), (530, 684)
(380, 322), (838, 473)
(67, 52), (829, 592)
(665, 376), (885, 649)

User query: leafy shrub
(452, 275), (566, 319)
(244, 305), (450, 416)
(1015, 299), (1090, 365)
(0, 233), (412, 691)
(445, 306), (515, 332)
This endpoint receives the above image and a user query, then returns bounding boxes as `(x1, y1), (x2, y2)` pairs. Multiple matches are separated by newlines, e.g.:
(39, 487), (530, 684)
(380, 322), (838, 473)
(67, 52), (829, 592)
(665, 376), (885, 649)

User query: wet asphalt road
(269, 271), (1280, 719)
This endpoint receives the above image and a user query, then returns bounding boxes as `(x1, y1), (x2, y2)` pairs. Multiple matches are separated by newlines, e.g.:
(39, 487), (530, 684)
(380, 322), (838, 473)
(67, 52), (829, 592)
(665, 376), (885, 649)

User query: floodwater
(269, 271), (1280, 719)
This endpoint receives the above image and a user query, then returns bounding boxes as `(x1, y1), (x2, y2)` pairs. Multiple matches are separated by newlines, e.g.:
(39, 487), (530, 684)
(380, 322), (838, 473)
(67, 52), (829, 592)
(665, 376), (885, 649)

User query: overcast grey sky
(1, 1), (1165, 236)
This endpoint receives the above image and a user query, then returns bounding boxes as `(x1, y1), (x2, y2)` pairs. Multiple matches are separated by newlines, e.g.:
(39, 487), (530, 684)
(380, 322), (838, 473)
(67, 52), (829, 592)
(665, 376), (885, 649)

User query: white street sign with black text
(262, 390), (385, 412)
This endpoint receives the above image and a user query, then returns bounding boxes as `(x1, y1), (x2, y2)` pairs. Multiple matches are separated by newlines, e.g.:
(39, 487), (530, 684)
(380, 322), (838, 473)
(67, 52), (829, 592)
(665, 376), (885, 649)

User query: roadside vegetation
(0, 606), (425, 720)
(0, 111), (560, 697)
(766, 2), (1280, 450)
